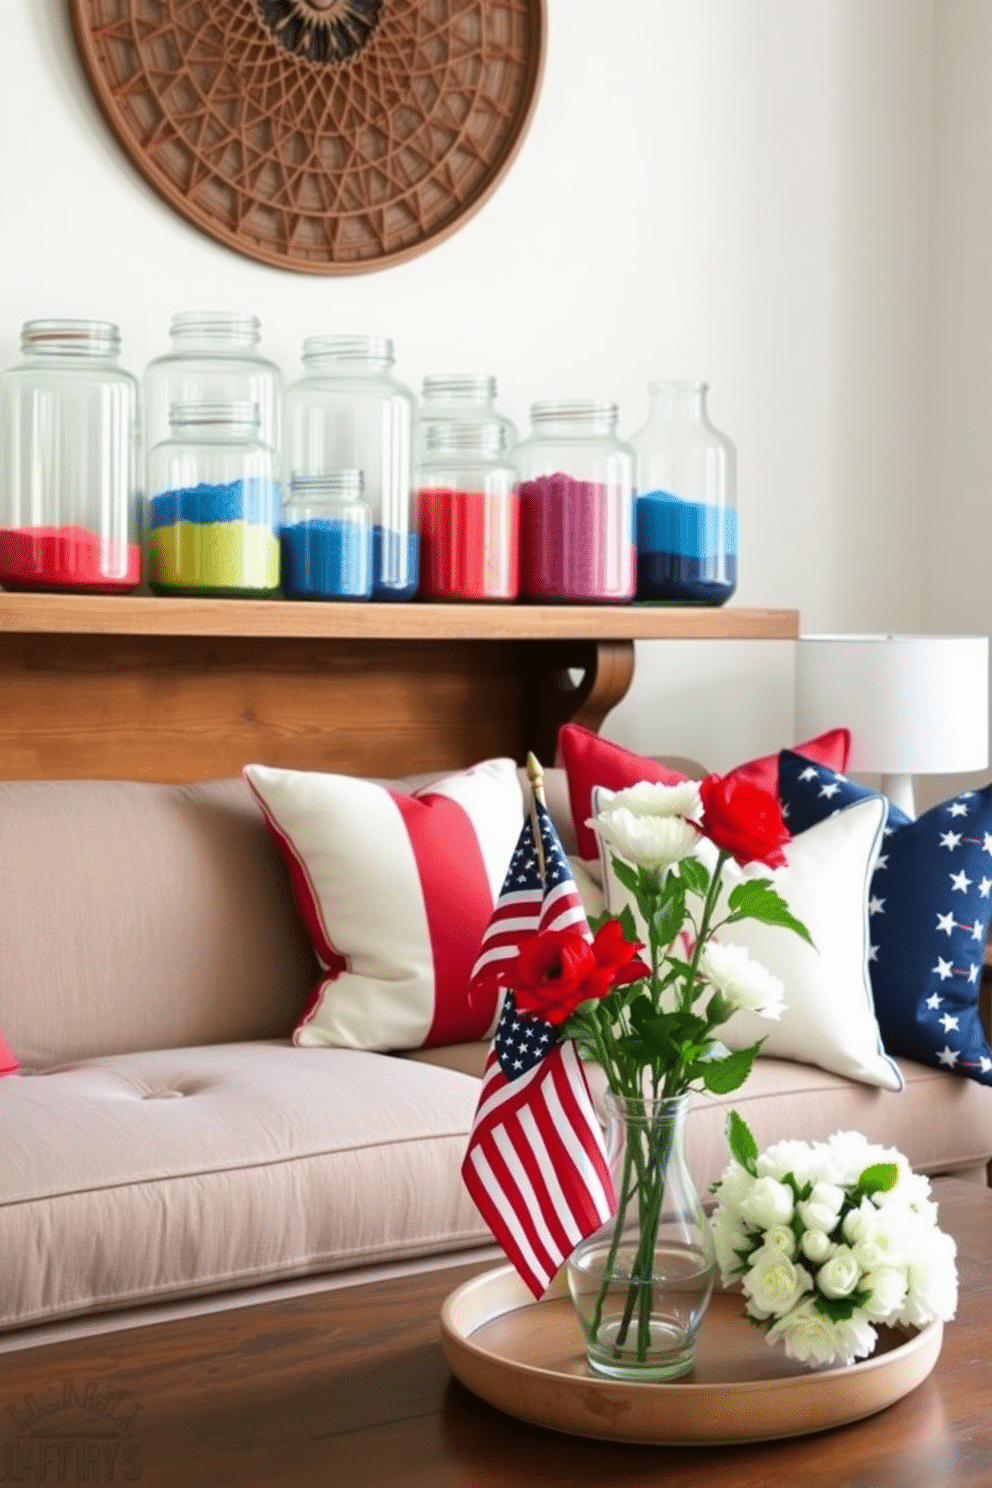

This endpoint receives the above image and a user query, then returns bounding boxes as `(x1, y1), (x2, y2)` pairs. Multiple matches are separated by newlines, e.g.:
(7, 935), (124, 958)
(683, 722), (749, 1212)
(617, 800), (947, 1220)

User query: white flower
(766, 1299), (877, 1368)
(862, 1265), (908, 1322)
(589, 806), (702, 872)
(738, 1176), (795, 1230)
(742, 1246), (813, 1320)
(602, 779), (703, 822)
(843, 1200), (910, 1268)
(698, 940), (785, 1020)
(800, 1228), (835, 1264)
(764, 1225), (798, 1259)
(798, 1198), (842, 1235)
(897, 1228), (959, 1327)
(816, 1246), (862, 1299)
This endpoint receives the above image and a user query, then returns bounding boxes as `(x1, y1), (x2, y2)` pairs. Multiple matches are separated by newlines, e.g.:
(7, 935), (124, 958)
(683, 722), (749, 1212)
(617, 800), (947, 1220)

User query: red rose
(507, 929), (597, 1024)
(575, 919), (650, 1001)
(698, 772), (791, 868)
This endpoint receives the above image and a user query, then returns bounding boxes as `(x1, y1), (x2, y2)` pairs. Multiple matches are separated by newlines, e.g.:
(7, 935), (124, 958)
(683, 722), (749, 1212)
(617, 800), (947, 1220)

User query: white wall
(0, 0), (943, 773)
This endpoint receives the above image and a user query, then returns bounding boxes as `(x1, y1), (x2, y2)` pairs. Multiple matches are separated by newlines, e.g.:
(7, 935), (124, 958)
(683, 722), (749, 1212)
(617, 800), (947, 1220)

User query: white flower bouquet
(710, 1113), (959, 1368)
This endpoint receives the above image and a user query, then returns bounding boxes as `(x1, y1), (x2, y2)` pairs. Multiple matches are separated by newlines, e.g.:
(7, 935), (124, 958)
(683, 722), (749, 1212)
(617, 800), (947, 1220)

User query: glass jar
(143, 312), (283, 467)
(417, 374), (517, 463)
(147, 400), (280, 596)
(416, 423), (519, 601)
(284, 336), (416, 601)
(630, 380), (737, 605)
(281, 470), (372, 600)
(0, 319), (141, 592)
(514, 401), (635, 603)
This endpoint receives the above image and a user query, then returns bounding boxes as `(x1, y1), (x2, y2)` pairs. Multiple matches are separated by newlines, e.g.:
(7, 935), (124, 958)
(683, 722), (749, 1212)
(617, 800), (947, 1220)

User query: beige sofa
(3, 766), (992, 1347)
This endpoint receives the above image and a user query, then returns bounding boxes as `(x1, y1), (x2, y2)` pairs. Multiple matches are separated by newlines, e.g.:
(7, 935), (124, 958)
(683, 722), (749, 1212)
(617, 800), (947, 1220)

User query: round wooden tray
(440, 1265), (943, 1446)
(69, 0), (546, 275)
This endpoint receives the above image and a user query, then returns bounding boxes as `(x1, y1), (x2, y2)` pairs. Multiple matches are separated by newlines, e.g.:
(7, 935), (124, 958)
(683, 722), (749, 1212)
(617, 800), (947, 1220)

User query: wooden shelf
(0, 591), (799, 643)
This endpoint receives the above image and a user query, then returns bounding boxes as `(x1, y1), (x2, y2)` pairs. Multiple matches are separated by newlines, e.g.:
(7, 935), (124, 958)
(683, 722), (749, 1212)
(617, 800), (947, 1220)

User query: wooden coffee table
(1, 1177), (989, 1487)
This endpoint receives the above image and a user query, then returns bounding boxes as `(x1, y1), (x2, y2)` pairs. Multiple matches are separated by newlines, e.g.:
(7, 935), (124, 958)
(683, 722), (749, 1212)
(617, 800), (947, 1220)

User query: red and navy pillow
(778, 749), (992, 1085)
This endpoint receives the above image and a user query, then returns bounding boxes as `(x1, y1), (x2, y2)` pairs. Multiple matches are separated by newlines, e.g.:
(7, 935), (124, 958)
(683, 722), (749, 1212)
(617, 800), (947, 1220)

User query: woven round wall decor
(69, 0), (546, 275)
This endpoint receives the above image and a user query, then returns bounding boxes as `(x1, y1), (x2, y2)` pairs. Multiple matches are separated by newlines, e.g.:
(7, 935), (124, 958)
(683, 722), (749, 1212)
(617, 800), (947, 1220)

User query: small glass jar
(514, 401), (635, 603)
(416, 422), (519, 601)
(630, 380), (737, 605)
(417, 374), (517, 463)
(281, 470), (372, 600)
(0, 319), (141, 592)
(147, 400), (280, 596)
(284, 335), (416, 600)
(143, 312), (283, 467)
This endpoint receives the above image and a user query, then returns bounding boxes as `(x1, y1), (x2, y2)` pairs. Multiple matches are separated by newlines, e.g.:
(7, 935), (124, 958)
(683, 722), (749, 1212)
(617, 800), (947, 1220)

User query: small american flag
(461, 800), (616, 1297)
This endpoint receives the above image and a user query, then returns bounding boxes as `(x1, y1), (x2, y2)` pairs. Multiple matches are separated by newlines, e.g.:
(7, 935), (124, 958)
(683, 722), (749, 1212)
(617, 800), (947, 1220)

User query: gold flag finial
(526, 751), (546, 807)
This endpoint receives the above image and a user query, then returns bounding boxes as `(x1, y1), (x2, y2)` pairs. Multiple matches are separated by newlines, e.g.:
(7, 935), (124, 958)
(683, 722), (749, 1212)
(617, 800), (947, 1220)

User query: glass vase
(567, 1091), (716, 1381)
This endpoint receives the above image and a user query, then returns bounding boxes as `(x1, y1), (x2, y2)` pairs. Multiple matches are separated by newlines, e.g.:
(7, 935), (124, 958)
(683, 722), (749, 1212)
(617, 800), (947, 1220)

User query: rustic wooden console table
(0, 594), (798, 782)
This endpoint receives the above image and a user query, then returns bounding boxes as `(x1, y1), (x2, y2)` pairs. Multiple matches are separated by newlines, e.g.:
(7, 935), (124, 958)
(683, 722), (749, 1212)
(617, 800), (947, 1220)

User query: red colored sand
(417, 487), (519, 600)
(0, 525), (142, 592)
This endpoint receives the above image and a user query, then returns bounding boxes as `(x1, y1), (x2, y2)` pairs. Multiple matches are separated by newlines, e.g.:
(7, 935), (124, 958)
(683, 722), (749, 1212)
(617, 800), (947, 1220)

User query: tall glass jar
(417, 374), (517, 464)
(630, 380), (737, 605)
(147, 400), (280, 597)
(416, 422), (519, 601)
(514, 401), (635, 603)
(0, 319), (141, 592)
(143, 312), (283, 467)
(284, 336), (416, 600)
(281, 470), (372, 600)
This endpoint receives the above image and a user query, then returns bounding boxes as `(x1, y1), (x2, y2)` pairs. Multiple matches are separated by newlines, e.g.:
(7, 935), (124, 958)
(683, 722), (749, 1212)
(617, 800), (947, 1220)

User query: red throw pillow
(559, 723), (850, 863)
(0, 1031), (18, 1077)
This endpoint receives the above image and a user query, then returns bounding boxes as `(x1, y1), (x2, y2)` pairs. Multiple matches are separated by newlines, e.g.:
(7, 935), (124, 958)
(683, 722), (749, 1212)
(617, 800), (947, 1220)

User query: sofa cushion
(778, 750), (992, 1085)
(243, 759), (524, 1051)
(0, 778), (319, 1069)
(0, 1042), (490, 1333)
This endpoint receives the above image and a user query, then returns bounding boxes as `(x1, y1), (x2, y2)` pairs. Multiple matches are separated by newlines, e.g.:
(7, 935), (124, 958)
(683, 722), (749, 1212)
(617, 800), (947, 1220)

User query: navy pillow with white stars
(778, 749), (992, 1085)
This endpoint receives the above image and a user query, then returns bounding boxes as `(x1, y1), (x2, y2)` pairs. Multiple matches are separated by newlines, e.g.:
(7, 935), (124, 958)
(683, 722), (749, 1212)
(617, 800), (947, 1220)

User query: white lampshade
(795, 634), (990, 817)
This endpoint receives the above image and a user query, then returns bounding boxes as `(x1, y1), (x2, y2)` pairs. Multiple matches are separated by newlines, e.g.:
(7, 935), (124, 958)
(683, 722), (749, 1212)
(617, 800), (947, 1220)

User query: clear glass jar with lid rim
(417, 373), (517, 462)
(284, 334), (416, 600)
(147, 398), (280, 597)
(416, 421), (519, 601)
(0, 318), (141, 592)
(143, 310), (283, 467)
(281, 469), (372, 600)
(514, 399), (635, 603)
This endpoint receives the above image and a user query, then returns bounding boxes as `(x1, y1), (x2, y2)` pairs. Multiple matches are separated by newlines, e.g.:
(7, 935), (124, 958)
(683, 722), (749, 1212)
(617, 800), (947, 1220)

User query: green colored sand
(150, 520), (280, 593)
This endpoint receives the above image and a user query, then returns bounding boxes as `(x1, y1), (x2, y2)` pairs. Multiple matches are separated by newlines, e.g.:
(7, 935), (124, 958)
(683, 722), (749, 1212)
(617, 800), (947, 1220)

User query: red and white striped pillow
(244, 760), (524, 1051)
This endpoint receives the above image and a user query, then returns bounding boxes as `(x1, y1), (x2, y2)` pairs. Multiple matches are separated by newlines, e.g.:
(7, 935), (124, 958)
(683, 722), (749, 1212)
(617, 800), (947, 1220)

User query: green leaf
(702, 1045), (761, 1095)
(811, 1290), (872, 1324)
(726, 880), (814, 946)
(610, 857), (640, 895)
(617, 904), (640, 945)
(726, 1110), (759, 1175)
(677, 856), (711, 897)
(854, 1162), (899, 1200)
(651, 888), (686, 949)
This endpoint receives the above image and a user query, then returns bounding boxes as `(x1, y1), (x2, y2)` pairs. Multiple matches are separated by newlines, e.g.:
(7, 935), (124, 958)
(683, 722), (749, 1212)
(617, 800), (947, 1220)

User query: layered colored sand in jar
(0, 525), (142, 592)
(417, 486), (519, 600)
(519, 472), (635, 602)
(636, 491), (737, 604)
(281, 518), (372, 599)
(148, 480), (280, 595)
(372, 528), (419, 601)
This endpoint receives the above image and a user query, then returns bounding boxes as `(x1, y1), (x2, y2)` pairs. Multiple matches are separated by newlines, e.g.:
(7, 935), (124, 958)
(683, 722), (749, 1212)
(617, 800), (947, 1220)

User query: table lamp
(794, 633), (990, 818)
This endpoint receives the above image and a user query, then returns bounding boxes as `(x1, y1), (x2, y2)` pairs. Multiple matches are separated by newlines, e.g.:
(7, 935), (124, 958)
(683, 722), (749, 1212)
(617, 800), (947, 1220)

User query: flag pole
(526, 751), (547, 885)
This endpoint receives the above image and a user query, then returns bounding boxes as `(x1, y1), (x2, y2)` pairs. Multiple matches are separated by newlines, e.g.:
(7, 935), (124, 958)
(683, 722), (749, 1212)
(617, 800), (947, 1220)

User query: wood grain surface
(0, 1179), (987, 1488)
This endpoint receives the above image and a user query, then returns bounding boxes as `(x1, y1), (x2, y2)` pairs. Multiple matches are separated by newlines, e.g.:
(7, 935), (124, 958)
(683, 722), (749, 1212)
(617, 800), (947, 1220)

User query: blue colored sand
(149, 479), (280, 530)
(281, 518), (372, 599)
(635, 490), (737, 604)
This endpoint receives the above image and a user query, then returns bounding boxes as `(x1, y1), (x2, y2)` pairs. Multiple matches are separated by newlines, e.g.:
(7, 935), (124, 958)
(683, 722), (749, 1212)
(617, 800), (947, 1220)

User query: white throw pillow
(594, 790), (902, 1092)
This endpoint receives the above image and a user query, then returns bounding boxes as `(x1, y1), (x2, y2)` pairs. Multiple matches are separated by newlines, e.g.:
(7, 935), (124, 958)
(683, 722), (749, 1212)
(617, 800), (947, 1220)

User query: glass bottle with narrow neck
(0, 319), (141, 592)
(284, 335), (416, 600)
(629, 380), (737, 605)
(514, 399), (635, 603)
(143, 311), (283, 469)
(147, 399), (280, 597)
